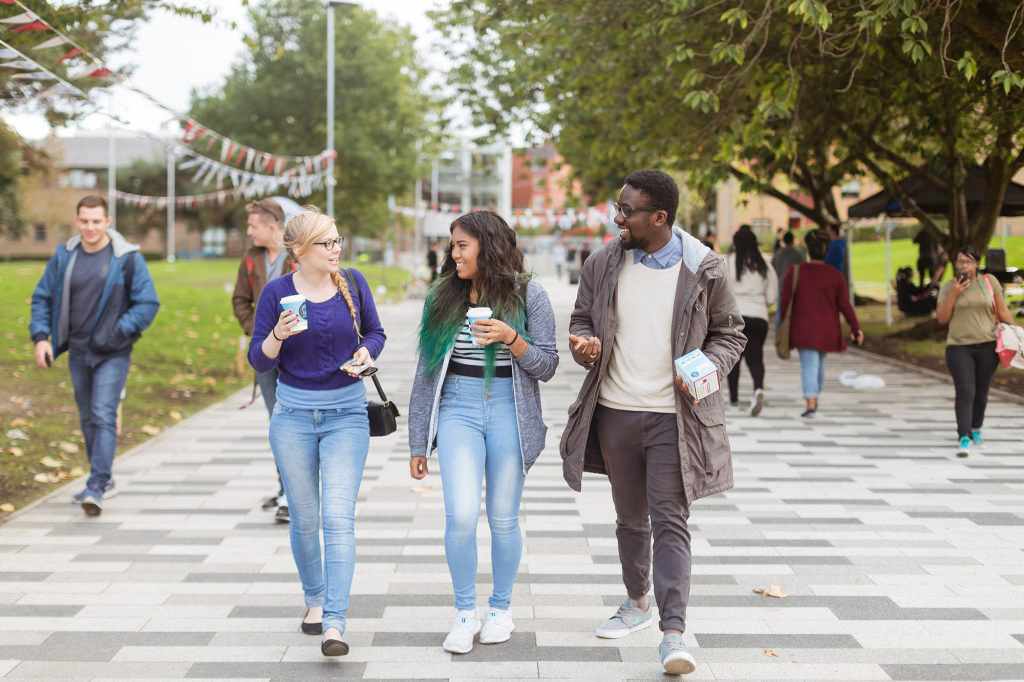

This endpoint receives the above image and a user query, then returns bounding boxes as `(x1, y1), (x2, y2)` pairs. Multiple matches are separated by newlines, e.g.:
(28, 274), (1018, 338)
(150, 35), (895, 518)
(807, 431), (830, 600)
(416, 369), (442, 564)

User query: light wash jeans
(798, 349), (828, 399)
(269, 402), (369, 634)
(67, 352), (132, 494)
(436, 375), (525, 611)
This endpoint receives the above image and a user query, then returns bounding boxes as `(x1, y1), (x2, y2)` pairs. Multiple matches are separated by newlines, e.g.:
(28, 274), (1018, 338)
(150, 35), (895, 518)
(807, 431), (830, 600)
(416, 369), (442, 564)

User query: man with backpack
(232, 198), (294, 522)
(29, 195), (160, 516)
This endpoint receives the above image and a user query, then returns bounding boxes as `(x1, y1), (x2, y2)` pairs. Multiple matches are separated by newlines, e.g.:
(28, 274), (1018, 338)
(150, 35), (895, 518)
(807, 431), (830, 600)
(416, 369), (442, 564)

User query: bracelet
(271, 328), (283, 341)
(509, 332), (520, 346)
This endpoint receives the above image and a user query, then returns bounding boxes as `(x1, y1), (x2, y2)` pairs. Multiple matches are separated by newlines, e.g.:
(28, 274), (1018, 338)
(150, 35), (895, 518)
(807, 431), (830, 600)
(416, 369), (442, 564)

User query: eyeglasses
(613, 202), (662, 219)
(314, 237), (344, 252)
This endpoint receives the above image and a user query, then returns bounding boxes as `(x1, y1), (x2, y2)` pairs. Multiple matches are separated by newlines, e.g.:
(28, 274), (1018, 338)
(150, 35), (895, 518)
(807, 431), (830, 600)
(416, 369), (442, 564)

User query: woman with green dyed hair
(407, 210), (558, 654)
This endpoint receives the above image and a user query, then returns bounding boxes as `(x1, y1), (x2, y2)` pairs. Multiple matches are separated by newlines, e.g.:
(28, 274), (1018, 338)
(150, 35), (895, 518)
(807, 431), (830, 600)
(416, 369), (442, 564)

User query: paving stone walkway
(2, 275), (1024, 681)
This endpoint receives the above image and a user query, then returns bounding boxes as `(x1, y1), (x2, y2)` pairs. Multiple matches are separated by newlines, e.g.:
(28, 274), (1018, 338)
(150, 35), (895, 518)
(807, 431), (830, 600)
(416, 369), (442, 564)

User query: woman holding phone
(248, 206), (385, 657)
(936, 245), (1016, 457)
(407, 211), (558, 654)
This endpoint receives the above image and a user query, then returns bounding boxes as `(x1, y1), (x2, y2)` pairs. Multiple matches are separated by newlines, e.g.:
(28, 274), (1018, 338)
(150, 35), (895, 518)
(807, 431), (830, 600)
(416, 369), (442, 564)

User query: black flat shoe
(321, 637), (348, 656)
(301, 608), (322, 635)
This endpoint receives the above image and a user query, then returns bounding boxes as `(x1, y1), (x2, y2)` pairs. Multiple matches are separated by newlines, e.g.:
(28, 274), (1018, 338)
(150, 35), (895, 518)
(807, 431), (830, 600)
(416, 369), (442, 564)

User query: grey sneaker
(595, 598), (653, 639)
(81, 493), (102, 517)
(71, 480), (116, 503)
(660, 633), (696, 675)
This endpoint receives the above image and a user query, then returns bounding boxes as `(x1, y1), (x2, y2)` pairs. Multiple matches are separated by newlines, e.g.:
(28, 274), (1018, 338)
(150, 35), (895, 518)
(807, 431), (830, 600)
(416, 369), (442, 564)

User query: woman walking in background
(249, 207), (386, 657)
(725, 225), (777, 415)
(778, 228), (863, 418)
(407, 211), (558, 655)
(936, 245), (1016, 457)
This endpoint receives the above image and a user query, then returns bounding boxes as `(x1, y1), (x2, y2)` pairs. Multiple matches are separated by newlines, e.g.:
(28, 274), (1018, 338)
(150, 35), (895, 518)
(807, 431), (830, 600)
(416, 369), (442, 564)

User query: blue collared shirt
(632, 230), (684, 269)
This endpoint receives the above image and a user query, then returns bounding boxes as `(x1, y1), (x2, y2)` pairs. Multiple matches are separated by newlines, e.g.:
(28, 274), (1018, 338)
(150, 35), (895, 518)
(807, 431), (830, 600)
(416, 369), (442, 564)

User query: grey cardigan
(407, 279), (558, 474)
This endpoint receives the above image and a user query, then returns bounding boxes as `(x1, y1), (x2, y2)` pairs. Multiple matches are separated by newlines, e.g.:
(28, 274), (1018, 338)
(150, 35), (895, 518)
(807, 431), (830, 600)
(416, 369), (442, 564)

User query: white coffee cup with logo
(280, 294), (309, 331)
(467, 306), (493, 345)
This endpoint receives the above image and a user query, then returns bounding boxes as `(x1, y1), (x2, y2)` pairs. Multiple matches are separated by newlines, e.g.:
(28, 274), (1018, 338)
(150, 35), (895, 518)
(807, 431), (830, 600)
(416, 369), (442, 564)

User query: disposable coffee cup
(280, 294), (308, 331)
(466, 306), (492, 345)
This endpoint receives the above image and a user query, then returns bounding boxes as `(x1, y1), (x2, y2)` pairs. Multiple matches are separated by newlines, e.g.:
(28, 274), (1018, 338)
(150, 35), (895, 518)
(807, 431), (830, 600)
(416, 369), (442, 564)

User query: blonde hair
(283, 206), (360, 338)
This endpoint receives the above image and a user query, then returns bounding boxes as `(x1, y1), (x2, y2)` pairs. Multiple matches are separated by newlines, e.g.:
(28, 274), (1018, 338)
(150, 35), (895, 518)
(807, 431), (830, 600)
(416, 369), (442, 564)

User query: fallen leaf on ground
(753, 585), (788, 598)
(33, 473), (49, 483)
(6, 429), (29, 440)
(58, 441), (79, 454)
(763, 648), (777, 657)
(40, 456), (63, 469)
(169, 410), (183, 421)
(69, 466), (84, 476)
(9, 447), (23, 457)
(411, 486), (437, 494)
(0, 503), (14, 513)
(141, 425), (160, 436)
(202, 377), (217, 385)
(9, 418), (27, 427)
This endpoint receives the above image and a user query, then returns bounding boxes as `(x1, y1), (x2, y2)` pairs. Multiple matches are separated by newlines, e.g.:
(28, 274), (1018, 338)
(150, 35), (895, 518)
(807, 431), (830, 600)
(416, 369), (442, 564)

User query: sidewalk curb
(0, 385), (253, 525)
(849, 346), (1024, 407)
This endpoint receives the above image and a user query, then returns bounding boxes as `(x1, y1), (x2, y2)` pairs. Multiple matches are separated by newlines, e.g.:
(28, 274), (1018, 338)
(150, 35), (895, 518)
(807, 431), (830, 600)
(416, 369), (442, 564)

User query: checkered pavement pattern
(2, 276), (1024, 680)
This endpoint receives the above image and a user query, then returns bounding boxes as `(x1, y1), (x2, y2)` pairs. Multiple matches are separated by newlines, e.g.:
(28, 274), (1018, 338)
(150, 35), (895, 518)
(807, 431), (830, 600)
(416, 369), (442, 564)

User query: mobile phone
(44, 352), (52, 368)
(341, 361), (378, 377)
(955, 270), (968, 283)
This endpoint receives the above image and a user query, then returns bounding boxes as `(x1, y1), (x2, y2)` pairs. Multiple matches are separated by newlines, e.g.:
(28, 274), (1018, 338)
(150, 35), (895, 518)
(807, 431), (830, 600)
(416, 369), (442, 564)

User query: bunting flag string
(114, 188), (243, 210)
(176, 147), (331, 198)
(391, 203), (610, 229)
(0, 37), (85, 98)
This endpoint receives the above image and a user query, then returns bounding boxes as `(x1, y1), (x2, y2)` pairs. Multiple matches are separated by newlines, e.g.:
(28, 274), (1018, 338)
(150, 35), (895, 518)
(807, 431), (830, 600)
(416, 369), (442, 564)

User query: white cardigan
(725, 253), (778, 321)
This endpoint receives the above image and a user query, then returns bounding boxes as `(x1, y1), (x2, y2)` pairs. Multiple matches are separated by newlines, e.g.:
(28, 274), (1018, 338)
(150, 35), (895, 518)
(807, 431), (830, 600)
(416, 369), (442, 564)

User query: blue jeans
(254, 368), (284, 498)
(269, 404), (369, 634)
(436, 375), (525, 611)
(67, 352), (132, 493)
(798, 349), (828, 399)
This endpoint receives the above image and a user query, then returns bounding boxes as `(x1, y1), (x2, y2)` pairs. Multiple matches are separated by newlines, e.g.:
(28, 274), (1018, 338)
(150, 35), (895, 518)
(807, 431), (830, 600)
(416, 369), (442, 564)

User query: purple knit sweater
(248, 271), (386, 390)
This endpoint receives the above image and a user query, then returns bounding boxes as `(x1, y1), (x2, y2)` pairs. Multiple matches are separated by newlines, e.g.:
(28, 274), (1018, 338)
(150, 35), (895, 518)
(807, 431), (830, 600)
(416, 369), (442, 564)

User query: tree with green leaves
(434, 0), (1024, 254)
(188, 0), (442, 241)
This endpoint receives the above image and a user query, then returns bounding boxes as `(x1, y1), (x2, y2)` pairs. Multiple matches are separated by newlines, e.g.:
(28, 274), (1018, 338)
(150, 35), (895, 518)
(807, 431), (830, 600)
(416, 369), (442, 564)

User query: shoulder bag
(775, 264), (800, 360)
(343, 268), (400, 437)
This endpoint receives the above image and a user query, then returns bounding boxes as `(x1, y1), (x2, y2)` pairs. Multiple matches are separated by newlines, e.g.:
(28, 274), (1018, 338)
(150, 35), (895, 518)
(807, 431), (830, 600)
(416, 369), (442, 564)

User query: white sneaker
(442, 609), (481, 654)
(750, 388), (765, 417)
(479, 608), (514, 644)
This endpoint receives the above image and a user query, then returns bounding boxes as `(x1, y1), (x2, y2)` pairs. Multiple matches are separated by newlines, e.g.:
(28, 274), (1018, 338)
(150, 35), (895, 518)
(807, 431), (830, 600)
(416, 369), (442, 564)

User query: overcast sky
(6, 0), (448, 140)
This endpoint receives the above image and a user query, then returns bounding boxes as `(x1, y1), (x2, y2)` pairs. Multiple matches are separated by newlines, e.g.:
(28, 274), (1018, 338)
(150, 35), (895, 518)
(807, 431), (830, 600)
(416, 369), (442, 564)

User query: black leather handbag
(367, 373), (399, 437)
(343, 269), (400, 437)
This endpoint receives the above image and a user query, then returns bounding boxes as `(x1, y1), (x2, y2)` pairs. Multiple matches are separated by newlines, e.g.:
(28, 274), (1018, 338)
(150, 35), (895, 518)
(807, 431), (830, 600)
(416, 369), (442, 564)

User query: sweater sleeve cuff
(31, 333), (48, 343)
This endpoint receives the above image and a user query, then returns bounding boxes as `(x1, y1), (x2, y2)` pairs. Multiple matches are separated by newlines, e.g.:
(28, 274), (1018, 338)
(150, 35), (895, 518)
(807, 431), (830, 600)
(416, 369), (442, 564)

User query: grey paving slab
(3, 275), (1024, 680)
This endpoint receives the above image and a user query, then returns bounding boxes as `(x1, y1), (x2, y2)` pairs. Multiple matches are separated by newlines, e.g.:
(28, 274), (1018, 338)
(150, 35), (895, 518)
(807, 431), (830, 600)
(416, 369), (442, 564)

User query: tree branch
(848, 124), (949, 192)
(727, 164), (837, 227)
(853, 151), (944, 239)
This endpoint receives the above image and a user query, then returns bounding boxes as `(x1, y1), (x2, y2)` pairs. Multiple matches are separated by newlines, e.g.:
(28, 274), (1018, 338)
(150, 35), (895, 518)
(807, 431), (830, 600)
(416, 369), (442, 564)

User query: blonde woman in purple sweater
(248, 207), (385, 658)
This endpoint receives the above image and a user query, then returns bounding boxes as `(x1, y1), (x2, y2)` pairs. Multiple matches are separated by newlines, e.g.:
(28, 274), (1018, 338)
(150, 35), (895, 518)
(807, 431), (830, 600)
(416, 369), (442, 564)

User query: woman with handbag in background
(936, 245), (1016, 457)
(249, 207), (386, 657)
(778, 228), (863, 419)
(407, 210), (558, 654)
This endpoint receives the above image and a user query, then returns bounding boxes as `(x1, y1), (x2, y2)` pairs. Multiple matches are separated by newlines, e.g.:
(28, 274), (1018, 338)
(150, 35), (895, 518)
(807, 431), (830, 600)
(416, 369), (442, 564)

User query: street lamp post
(325, 1), (358, 219)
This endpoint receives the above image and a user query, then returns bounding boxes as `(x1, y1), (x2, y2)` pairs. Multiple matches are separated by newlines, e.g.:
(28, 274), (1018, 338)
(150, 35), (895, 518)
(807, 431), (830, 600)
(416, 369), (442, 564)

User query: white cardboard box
(674, 349), (720, 400)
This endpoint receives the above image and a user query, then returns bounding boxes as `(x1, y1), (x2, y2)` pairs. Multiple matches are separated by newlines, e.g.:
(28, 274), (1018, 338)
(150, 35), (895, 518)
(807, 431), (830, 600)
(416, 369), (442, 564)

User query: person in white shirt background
(725, 224), (778, 416)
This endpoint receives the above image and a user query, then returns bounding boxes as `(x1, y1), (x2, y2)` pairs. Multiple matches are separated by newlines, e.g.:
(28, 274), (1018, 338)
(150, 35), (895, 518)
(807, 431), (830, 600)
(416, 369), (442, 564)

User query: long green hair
(418, 211), (531, 382)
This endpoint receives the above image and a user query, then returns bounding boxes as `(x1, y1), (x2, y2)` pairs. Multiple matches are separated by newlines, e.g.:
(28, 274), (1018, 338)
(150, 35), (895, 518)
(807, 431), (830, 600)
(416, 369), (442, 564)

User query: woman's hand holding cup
(471, 317), (516, 346)
(273, 309), (304, 341)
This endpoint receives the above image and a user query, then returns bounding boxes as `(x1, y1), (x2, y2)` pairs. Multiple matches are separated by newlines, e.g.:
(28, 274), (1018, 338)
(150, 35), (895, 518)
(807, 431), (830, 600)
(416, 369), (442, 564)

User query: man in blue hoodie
(29, 195), (160, 516)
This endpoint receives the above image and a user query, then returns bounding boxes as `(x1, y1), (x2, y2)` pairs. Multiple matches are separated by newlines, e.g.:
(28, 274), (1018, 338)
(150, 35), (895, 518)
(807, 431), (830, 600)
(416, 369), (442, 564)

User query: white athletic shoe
(479, 608), (514, 644)
(442, 610), (481, 654)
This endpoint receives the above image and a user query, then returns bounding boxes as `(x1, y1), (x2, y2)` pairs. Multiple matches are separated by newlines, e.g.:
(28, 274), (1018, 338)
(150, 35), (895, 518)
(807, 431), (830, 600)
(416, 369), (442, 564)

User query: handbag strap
(784, 265), (800, 319)
(370, 373), (389, 403)
(981, 273), (998, 320)
(341, 267), (364, 340)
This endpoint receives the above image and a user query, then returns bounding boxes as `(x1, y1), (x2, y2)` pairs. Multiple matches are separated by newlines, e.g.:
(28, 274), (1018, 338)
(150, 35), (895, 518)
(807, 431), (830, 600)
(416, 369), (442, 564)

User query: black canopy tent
(847, 165), (1024, 218)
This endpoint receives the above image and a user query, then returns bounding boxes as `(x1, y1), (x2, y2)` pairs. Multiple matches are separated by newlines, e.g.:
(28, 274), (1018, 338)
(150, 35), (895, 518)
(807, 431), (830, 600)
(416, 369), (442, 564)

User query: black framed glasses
(314, 237), (344, 252)
(613, 202), (662, 219)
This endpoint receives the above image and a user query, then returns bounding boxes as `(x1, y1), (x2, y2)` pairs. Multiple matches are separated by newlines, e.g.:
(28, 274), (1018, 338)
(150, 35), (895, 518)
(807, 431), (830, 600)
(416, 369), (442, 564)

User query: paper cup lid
(280, 294), (305, 304)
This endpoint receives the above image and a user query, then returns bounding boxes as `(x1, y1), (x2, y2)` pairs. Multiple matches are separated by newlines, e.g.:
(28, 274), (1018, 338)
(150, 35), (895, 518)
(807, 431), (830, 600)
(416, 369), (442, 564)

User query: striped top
(449, 312), (512, 377)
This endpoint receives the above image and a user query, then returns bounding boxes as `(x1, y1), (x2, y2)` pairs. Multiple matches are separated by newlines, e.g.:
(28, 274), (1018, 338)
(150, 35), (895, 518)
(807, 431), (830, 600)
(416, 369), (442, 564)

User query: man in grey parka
(559, 170), (745, 675)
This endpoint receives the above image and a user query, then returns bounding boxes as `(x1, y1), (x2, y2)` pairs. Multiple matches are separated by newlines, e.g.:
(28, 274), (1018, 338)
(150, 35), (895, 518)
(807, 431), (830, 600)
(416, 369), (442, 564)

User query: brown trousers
(594, 404), (691, 632)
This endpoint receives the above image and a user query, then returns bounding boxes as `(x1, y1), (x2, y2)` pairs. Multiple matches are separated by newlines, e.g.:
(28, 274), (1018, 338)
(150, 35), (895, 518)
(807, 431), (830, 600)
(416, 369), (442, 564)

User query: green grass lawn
(0, 258), (409, 516)
(850, 235), (1024, 299)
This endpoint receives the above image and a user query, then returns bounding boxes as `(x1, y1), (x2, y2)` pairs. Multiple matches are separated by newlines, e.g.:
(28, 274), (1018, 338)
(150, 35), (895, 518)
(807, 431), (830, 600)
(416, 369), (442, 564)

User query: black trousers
(945, 342), (999, 439)
(728, 316), (769, 403)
